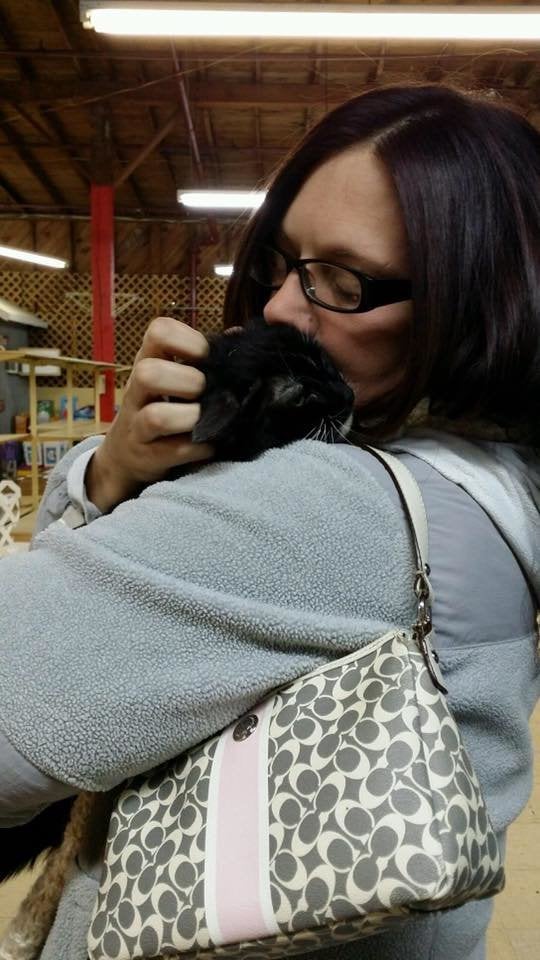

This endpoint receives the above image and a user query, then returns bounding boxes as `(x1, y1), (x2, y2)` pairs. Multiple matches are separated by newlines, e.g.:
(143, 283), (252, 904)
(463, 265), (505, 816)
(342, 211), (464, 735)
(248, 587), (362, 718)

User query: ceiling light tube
(179, 190), (266, 210)
(0, 245), (68, 269)
(81, 3), (540, 41)
(214, 264), (234, 276)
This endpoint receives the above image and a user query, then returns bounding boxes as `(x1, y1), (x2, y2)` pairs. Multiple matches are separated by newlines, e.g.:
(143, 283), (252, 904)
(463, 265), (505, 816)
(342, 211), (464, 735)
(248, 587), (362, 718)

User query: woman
(0, 84), (539, 960)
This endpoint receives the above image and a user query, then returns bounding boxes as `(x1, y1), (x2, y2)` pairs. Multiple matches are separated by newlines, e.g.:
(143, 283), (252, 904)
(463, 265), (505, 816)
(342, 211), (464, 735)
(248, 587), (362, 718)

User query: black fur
(0, 321), (354, 883)
(191, 321), (355, 459)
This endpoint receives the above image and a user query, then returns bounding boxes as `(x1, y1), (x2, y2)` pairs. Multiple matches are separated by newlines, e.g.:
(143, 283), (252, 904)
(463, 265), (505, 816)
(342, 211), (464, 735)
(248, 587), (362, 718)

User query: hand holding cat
(85, 317), (215, 513)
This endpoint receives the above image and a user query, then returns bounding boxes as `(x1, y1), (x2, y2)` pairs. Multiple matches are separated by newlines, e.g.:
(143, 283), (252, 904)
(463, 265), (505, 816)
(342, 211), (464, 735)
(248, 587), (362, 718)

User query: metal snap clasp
(233, 714), (259, 741)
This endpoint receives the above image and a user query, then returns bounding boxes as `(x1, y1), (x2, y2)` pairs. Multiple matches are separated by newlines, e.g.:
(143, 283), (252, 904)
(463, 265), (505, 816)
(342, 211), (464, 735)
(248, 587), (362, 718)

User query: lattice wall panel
(0, 272), (227, 387)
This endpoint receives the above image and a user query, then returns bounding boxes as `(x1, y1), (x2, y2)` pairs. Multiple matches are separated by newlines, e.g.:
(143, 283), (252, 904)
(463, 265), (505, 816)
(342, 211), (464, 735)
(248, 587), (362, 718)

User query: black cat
(190, 320), (355, 458)
(0, 321), (355, 882)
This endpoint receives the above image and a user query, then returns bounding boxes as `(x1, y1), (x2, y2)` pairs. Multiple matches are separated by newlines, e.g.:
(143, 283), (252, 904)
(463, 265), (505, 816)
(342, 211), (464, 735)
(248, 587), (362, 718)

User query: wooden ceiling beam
(202, 109), (222, 185)
(102, 106), (147, 211)
(2, 78), (533, 110)
(47, 0), (93, 81)
(48, 0), (147, 206)
(0, 79), (347, 107)
(304, 42), (324, 134)
(0, 171), (28, 207)
(0, 142), (288, 158)
(366, 42), (386, 86)
(13, 105), (90, 186)
(0, 49), (538, 65)
(170, 42), (219, 245)
(0, 109), (68, 206)
(252, 57), (264, 182)
(114, 106), (183, 188)
(0, 205), (239, 222)
(139, 61), (178, 192)
(0, 4), (89, 191)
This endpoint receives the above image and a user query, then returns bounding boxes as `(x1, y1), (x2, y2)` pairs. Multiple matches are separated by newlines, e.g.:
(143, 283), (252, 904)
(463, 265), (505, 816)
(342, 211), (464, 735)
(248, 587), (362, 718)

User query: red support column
(91, 183), (115, 422)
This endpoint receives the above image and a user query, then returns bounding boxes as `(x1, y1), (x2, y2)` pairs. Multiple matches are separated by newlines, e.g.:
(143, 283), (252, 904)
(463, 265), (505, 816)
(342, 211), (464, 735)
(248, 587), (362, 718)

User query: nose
(263, 270), (317, 335)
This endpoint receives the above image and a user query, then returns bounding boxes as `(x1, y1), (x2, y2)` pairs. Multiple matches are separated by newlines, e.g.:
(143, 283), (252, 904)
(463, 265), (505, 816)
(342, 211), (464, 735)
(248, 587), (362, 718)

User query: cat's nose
(263, 272), (317, 335)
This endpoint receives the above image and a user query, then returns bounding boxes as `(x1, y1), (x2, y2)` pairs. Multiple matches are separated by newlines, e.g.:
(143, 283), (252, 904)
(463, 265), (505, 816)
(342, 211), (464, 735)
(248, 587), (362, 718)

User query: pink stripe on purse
(205, 698), (279, 946)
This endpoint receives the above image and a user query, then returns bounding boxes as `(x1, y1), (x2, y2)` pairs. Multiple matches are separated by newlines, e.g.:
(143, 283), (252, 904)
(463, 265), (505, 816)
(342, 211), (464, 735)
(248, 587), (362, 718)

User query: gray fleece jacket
(0, 433), (538, 960)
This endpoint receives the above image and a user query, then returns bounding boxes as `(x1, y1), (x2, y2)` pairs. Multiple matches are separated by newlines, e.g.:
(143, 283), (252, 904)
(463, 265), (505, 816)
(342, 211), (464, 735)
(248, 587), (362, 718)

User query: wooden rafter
(0, 171), (27, 207)
(304, 42), (324, 134)
(3, 78), (534, 111)
(48, 0), (150, 206)
(12, 104), (90, 187)
(0, 108), (67, 205)
(103, 104), (147, 211)
(139, 61), (178, 192)
(0, 48), (538, 66)
(202, 109), (221, 186)
(0, 0), (538, 243)
(114, 106), (183, 188)
(0, 5), (86, 196)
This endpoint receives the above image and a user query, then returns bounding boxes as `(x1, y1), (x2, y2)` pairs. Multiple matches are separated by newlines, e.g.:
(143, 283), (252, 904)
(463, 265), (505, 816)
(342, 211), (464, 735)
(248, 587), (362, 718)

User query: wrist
(85, 445), (141, 514)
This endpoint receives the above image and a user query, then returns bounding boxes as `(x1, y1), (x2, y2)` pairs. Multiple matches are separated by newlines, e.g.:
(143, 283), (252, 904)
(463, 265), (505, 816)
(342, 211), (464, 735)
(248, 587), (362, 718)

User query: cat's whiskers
(306, 417), (324, 440)
(330, 419), (356, 446)
(303, 419), (323, 442)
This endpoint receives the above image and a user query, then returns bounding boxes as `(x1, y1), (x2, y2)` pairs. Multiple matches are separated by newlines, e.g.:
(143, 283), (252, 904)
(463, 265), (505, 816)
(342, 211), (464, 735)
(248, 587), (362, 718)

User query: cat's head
(192, 322), (355, 458)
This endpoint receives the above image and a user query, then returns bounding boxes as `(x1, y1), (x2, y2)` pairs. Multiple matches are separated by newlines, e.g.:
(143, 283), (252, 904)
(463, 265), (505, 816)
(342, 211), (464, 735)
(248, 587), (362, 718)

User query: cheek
(319, 306), (412, 398)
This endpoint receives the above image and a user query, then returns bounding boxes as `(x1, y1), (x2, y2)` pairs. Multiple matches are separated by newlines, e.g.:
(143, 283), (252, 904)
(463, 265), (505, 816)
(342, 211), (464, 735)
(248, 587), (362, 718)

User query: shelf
(34, 421), (110, 440)
(0, 349), (130, 373)
(0, 432), (31, 443)
(6, 367), (61, 377)
(0, 422), (110, 443)
(0, 350), (130, 510)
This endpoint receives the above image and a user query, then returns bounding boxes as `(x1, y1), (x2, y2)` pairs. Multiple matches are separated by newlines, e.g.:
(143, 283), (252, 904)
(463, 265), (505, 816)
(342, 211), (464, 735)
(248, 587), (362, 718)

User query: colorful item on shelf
(59, 395), (78, 419)
(0, 441), (18, 480)
(37, 400), (55, 423)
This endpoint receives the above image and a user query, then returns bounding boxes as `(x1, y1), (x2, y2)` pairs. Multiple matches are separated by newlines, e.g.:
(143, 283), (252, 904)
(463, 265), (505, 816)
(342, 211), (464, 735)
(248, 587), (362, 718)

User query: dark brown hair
(223, 84), (540, 444)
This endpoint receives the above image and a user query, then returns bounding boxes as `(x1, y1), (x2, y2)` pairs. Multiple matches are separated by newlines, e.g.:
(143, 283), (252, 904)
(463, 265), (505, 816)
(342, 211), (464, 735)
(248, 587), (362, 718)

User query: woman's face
(263, 146), (413, 406)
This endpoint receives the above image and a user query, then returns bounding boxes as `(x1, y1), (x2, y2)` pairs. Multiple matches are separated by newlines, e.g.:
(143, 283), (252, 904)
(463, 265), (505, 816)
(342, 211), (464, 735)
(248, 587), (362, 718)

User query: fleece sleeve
(0, 441), (416, 795)
(32, 434), (105, 543)
(1, 437), (108, 821)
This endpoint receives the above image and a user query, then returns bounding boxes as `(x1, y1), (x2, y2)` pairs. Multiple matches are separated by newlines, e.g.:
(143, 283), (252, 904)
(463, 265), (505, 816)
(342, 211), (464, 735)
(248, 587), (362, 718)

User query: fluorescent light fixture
(0, 245), (68, 269)
(81, 3), (540, 41)
(179, 190), (266, 210)
(214, 264), (234, 277)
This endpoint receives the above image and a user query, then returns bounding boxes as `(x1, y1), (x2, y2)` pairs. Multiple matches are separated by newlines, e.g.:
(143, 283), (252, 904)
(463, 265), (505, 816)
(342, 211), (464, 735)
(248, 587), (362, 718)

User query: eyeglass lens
(250, 246), (363, 311)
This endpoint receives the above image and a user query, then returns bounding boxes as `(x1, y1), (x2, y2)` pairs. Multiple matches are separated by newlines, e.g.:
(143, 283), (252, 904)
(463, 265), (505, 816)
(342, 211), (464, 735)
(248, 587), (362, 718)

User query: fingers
(136, 401), (202, 443)
(136, 317), (209, 364)
(130, 357), (206, 407)
(134, 434), (215, 476)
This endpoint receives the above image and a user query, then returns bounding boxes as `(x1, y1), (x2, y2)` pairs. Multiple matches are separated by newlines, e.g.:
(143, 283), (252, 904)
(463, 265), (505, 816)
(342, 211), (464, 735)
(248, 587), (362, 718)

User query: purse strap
(360, 445), (430, 584)
(357, 444), (446, 693)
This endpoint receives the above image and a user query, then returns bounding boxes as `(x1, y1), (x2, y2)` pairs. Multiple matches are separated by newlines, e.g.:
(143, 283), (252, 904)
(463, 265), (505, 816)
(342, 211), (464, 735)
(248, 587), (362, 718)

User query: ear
(192, 390), (240, 442)
(270, 377), (304, 406)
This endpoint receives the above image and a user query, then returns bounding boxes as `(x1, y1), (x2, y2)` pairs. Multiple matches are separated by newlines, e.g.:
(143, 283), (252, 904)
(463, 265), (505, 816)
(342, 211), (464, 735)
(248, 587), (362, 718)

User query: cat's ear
(270, 377), (304, 406)
(192, 390), (240, 442)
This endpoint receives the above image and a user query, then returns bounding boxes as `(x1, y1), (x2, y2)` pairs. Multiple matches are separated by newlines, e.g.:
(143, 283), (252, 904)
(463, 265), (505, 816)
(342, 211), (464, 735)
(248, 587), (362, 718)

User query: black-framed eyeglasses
(248, 244), (411, 314)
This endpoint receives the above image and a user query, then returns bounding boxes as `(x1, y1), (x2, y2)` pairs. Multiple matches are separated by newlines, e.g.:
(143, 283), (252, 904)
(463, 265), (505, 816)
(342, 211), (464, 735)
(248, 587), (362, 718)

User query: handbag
(87, 446), (504, 960)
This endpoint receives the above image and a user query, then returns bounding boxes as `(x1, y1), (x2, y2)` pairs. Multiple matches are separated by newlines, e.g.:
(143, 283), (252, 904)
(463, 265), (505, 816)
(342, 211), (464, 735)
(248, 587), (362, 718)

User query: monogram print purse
(87, 447), (504, 960)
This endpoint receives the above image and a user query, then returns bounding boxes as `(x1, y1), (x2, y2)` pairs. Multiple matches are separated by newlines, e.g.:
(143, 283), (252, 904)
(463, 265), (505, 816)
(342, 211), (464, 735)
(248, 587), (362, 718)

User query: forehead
(280, 145), (409, 272)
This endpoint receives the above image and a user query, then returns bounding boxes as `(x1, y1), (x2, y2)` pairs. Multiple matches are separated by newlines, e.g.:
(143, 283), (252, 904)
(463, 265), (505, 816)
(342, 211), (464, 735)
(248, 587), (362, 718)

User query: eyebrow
(273, 229), (398, 278)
